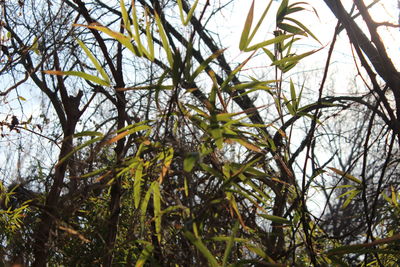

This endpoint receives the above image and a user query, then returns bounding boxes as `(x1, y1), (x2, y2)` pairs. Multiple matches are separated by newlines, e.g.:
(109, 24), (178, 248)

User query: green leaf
(247, 0), (274, 47)
(30, 36), (40, 55)
(289, 79), (297, 111)
(44, 70), (110, 86)
(74, 131), (104, 137)
(262, 48), (276, 62)
(131, 0), (144, 57)
(177, 0), (199, 26)
(145, 10), (155, 61)
(184, 231), (220, 267)
(328, 167), (362, 184)
(285, 16), (321, 43)
(239, 0), (254, 51)
(120, 0), (132, 36)
(76, 39), (110, 84)
(222, 221), (239, 267)
(276, 0), (289, 22)
(135, 244), (153, 267)
(244, 34), (293, 52)
(259, 214), (291, 225)
(184, 152), (199, 172)
(152, 181), (162, 242)
(134, 161), (143, 209)
(75, 24), (141, 56)
(339, 189), (361, 209)
(56, 136), (103, 167)
(140, 186), (153, 231)
(189, 49), (225, 82)
(277, 22), (305, 35)
(210, 236), (249, 243)
(220, 52), (255, 92)
(185, 0), (199, 25)
(154, 12), (174, 68)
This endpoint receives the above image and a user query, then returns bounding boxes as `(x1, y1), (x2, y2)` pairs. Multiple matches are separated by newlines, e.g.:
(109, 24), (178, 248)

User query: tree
(0, 0), (399, 266)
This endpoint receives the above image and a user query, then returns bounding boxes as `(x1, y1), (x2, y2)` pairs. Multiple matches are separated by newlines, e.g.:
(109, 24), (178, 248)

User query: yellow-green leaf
(259, 214), (291, 225)
(183, 231), (220, 267)
(154, 12), (173, 68)
(152, 181), (162, 242)
(328, 167), (362, 184)
(239, 0), (254, 51)
(76, 38), (110, 84)
(43, 70), (110, 86)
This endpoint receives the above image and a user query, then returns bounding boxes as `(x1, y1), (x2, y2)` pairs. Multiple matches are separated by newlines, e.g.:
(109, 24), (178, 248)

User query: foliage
(0, 0), (400, 266)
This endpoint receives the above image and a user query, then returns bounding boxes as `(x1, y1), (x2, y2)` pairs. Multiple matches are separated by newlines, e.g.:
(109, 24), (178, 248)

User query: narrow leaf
(43, 70), (110, 86)
(184, 231), (220, 267)
(259, 214), (291, 225)
(244, 34), (293, 52)
(239, 0), (254, 51)
(328, 167), (362, 184)
(154, 12), (174, 67)
(76, 39), (110, 84)
(153, 181), (162, 242)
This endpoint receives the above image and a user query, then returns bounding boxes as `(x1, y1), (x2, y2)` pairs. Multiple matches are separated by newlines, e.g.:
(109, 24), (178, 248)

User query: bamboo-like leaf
(158, 147), (174, 183)
(327, 233), (400, 256)
(277, 22), (305, 35)
(285, 16), (321, 43)
(184, 152), (200, 172)
(76, 39), (110, 84)
(340, 189), (360, 209)
(106, 125), (150, 144)
(391, 186), (398, 207)
(189, 49), (226, 82)
(74, 23), (141, 56)
(200, 163), (223, 179)
(220, 51), (256, 92)
(145, 9), (155, 61)
(239, 0), (254, 51)
(328, 167), (362, 184)
(120, 0), (132, 36)
(276, 0), (289, 22)
(135, 244), (153, 267)
(177, 0), (199, 26)
(30, 36), (40, 55)
(152, 181), (162, 242)
(184, 177), (189, 197)
(140, 186), (153, 231)
(131, 0), (144, 57)
(244, 34), (293, 52)
(246, 244), (276, 262)
(74, 131), (104, 137)
(247, 0), (274, 47)
(154, 12), (174, 67)
(134, 161), (143, 209)
(211, 236), (248, 243)
(259, 214), (291, 225)
(177, 0), (186, 26)
(222, 221), (239, 267)
(56, 136), (103, 167)
(44, 70), (110, 86)
(79, 167), (108, 179)
(289, 79), (297, 111)
(263, 47), (276, 62)
(234, 138), (262, 153)
(184, 231), (220, 267)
